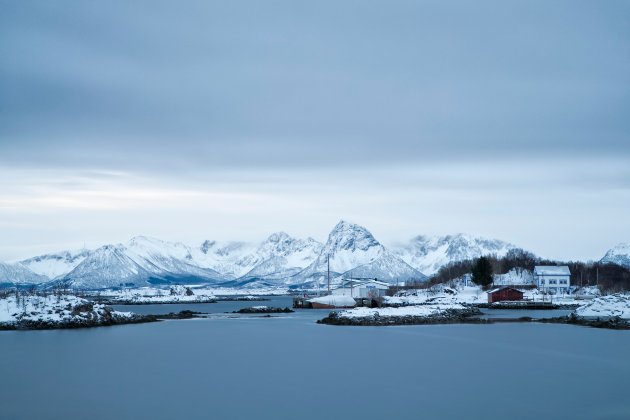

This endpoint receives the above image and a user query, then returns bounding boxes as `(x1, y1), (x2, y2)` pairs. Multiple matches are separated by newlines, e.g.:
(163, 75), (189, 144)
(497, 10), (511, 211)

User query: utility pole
(327, 254), (330, 294)
(596, 266), (599, 287)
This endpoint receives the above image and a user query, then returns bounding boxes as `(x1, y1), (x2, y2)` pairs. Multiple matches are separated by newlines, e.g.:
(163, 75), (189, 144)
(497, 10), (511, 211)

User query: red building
(487, 287), (524, 303)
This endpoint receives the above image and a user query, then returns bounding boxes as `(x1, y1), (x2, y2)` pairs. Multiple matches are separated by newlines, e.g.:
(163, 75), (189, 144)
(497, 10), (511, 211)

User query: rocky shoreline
(233, 306), (293, 314)
(95, 297), (217, 305)
(317, 309), (630, 330)
(539, 314), (630, 330)
(317, 307), (483, 326)
(0, 307), (204, 331)
(217, 296), (269, 302)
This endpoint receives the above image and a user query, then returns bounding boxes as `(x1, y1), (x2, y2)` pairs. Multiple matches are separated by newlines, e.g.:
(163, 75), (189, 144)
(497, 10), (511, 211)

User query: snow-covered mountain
(0, 223), (539, 290)
(600, 243), (630, 268)
(239, 232), (322, 280)
(293, 221), (426, 286)
(20, 249), (90, 280)
(193, 232), (322, 284)
(61, 244), (150, 289)
(0, 261), (48, 285)
(193, 240), (258, 279)
(392, 234), (517, 276)
(61, 237), (223, 289)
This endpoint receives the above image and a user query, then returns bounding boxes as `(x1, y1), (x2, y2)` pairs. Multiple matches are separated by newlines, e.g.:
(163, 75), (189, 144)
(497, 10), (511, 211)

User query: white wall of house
(534, 266), (571, 294)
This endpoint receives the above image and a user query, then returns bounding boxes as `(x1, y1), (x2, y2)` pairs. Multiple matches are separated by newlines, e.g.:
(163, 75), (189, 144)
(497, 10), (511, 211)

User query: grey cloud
(0, 0), (628, 172)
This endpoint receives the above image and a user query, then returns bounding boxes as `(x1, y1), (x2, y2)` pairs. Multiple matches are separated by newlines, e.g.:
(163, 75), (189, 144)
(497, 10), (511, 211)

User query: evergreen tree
(472, 256), (493, 287)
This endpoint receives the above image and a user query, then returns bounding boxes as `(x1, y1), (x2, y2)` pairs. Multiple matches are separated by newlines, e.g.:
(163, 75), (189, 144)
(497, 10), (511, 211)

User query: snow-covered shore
(574, 294), (630, 320)
(93, 285), (286, 304)
(384, 286), (487, 306)
(0, 293), (151, 330)
(96, 286), (218, 305)
(385, 284), (587, 308)
(318, 304), (481, 326)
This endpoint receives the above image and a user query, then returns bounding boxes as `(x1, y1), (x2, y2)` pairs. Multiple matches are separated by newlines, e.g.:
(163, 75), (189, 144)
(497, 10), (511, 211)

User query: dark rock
(233, 307), (294, 314)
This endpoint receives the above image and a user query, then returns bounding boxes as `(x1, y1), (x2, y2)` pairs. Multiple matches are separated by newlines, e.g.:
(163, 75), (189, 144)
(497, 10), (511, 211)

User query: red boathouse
(487, 287), (524, 303)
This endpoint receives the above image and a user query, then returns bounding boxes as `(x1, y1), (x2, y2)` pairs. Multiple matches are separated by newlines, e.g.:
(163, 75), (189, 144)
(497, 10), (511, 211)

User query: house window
(540, 280), (545, 285)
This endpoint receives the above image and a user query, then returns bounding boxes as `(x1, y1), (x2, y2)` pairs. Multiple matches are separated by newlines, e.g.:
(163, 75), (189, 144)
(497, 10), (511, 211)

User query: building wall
(488, 289), (523, 303)
(331, 284), (388, 298)
(535, 274), (570, 293)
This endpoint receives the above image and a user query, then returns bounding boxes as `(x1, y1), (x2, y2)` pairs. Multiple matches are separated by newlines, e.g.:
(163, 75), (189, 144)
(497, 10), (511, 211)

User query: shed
(487, 287), (524, 303)
(331, 279), (390, 299)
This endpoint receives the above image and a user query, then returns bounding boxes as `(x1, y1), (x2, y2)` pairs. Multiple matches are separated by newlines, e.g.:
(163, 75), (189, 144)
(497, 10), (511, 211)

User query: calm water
(1, 297), (629, 420)
(111, 295), (293, 315)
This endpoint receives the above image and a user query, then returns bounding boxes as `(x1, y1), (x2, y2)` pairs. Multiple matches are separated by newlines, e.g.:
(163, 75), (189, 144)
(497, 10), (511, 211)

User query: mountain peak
(601, 243), (630, 268)
(326, 220), (379, 252)
(264, 232), (292, 243)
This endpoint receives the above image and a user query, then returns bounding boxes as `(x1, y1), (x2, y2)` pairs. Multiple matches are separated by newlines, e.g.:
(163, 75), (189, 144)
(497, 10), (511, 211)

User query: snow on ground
(204, 287), (289, 296)
(308, 295), (356, 307)
(94, 285), (288, 303)
(386, 284), (588, 307)
(573, 286), (601, 298)
(98, 286), (217, 303)
(521, 289), (582, 305)
(386, 285), (488, 305)
(337, 304), (466, 319)
(575, 294), (630, 319)
(0, 293), (134, 325)
(493, 268), (534, 286)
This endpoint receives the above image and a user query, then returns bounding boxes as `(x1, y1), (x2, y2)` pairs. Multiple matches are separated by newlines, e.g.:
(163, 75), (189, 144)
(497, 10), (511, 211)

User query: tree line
(405, 248), (630, 292)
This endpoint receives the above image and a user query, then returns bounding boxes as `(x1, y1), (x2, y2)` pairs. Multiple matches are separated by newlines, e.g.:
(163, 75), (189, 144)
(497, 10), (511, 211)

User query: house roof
(339, 279), (390, 288)
(534, 266), (570, 276)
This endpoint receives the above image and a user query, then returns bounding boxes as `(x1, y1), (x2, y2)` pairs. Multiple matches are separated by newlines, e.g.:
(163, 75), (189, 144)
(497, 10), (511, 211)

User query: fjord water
(1, 297), (629, 420)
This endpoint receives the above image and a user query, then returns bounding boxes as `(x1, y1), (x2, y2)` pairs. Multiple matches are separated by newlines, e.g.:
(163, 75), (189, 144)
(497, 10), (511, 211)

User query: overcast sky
(1, 0), (629, 261)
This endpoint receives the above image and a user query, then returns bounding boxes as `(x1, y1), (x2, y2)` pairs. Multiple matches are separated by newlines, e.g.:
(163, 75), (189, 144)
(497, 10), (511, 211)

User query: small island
(233, 306), (294, 314)
(0, 291), (205, 330)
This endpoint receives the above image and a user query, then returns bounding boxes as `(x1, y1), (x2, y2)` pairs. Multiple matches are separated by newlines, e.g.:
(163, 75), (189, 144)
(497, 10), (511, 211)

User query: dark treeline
(407, 248), (630, 293)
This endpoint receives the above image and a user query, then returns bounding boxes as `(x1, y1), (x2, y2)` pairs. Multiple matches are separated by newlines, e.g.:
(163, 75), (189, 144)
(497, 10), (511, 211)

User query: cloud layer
(0, 0), (628, 261)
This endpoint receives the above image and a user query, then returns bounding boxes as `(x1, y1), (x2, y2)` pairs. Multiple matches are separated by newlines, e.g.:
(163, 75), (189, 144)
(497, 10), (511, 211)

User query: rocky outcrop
(233, 306), (293, 314)
(318, 307), (482, 326)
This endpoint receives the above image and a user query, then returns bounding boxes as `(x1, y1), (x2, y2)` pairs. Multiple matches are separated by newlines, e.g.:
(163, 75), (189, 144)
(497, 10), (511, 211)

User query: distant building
(487, 287), (524, 303)
(534, 266), (571, 294)
(331, 278), (390, 299)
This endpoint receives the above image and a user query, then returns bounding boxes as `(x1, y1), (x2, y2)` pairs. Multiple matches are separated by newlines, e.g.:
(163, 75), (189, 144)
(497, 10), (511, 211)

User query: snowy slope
(125, 236), (222, 280)
(62, 237), (223, 289)
(192, 240), (258, 279)
(0, 261), (48, 285)
(293, 221), (426, 285)
(61, 245), (151, 289)
(600, 243), (630, 268)
(240, 233), (322, 279)
(193, 232), (322, 281)
(392, 234), (516, 276)
(20, 249), (90, 279)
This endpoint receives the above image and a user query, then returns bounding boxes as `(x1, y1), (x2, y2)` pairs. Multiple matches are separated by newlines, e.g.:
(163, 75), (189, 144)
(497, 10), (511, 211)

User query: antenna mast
(327, 254), (330, 294)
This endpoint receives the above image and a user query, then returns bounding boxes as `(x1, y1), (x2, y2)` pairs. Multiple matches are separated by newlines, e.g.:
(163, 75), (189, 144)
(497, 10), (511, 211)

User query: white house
(534, 266), (571, 294)
(331, 279), (390, 299)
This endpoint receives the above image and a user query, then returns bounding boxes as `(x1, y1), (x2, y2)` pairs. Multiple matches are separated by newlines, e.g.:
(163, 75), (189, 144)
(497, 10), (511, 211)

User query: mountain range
(2, 220), (627, 290)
